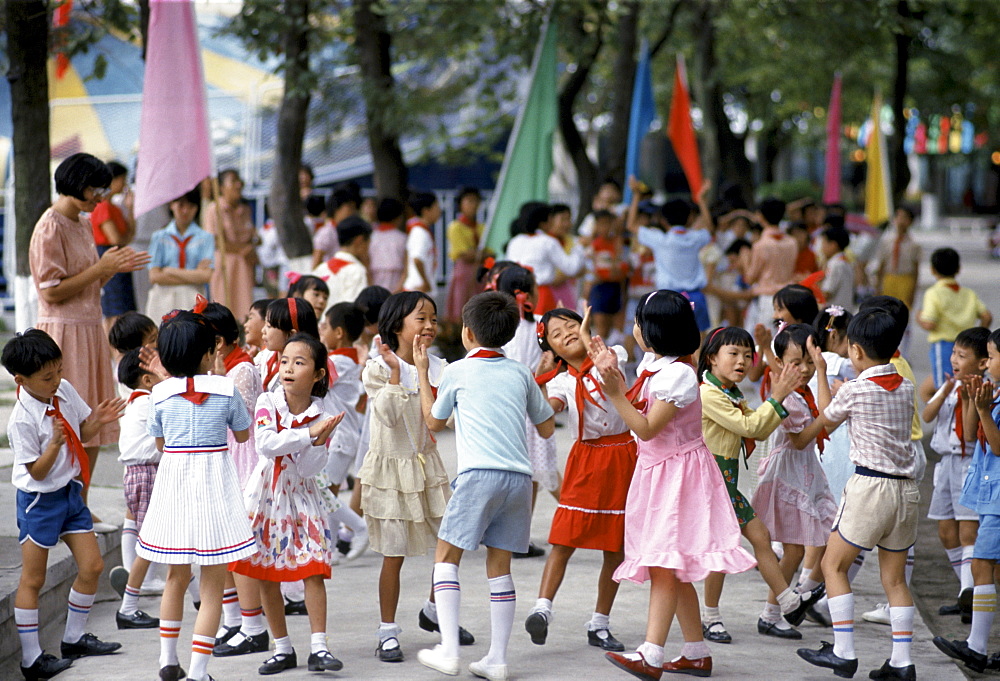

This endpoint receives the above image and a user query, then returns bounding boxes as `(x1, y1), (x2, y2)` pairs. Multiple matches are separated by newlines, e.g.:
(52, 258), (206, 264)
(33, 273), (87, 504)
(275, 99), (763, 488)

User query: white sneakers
(862, 603), (891, 625)
(469, 657), (509, 681)
(417, 645), (460, 676)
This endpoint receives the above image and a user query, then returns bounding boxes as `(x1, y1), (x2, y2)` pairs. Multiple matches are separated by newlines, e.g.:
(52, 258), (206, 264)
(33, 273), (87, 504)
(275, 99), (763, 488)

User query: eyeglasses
(88, 187), (111, 201)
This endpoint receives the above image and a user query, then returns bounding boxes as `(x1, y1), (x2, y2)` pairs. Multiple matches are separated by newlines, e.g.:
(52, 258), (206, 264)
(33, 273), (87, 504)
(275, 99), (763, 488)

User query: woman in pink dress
(205, 169), (258, 316)
(29, 153), (149, 507)
(590, 290), (756, 680)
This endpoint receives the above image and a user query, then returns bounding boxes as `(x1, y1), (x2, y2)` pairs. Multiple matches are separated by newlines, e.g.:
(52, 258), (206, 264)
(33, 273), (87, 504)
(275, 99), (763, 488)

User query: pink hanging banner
(822, 73), (842, 205)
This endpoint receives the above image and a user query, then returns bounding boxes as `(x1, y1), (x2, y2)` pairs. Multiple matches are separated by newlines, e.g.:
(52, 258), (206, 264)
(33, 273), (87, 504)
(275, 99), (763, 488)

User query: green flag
(482, 18), (557, 254)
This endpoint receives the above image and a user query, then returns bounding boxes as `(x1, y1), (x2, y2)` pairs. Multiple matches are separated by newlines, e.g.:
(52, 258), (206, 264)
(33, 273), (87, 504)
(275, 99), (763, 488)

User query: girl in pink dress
(205, 169), (258, 317)
(29, 153), (149, 501)
(590, 290), (756, 681)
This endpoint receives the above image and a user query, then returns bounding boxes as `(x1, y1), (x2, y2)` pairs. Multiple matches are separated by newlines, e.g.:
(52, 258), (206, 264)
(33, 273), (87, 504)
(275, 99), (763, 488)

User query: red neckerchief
(376, 222), (397, 232)
(796, 386), (828, 454)
(330, 347), (360, 364)
(272, 411), (321, 491)
(866, 373), (904, 391)
(893, 349), (901, 358)
(670, 226), (688, 235)
(170, 234), (193, 268)
(469, 349), (504, 359)
(535, 361), (562, 386)
(223, 346), (254, 373)
(625, 369), (655, 412)
(263, 352), (280, 388)
(768, 233), (785, 240)
(325, 256), (353, 275)
(46, 395), (90, 486)
(567, 358), (607, 440)
(406, 217), (430, 237)
(180, 377), (209, 405)
(127, 389), (150, 404)
(946, 282), (961, 293)
(457, 213), (476, 228)
(955, 388), (966, 456)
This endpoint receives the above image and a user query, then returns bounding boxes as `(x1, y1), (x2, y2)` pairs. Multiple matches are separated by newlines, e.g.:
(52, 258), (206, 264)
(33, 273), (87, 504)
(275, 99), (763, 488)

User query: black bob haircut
(288, 275), (330, 299)
(355, 286), (391, 326)
(635, 290), (701, 358)
(813, 307), (853, 352)
(409, 191), (438, 217)
(774, 284), (819, 325)
(537, 308), (583, 360)
(955, 326), (990, 360)
(846, 308), (900, 361)
(1, 329), (62, 377)
(201, 302), (241, 345)
(662, 198), (695, 227)
(377, 197), (405, 223)
(989, 329), (1000, 356)
(378, 291), (436, 352)
(54, 153), (112, 200)
(117, 348), (151, 390)
(823, 226), (851, 251)
(859, 295), (908, 348)
(773, 323), (821, 361)
(462, 291), (519, 349)
(171, 185), (202, 208)
(931, 247), (960, 278)
(758, 197), (787, 226)
(158, 311), (216, 378)
(250, 298), (273, 319)
(108, 311), (158, 353)
(327, 182), (361, 215)
(106, 161), (128, 179)
(325, 303), (366, 343)
(282, 333), (329, 398)
(266, 298), (319, 339)
(336, 215), (372, 247)
(696, 326), (755, 383)
(495, 264), (537, 322)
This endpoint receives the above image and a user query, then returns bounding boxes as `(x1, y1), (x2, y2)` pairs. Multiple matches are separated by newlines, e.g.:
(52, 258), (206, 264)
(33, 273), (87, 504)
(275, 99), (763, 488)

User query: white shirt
(118, 391), (161, 465)
(502, 318), (542, 370)
(314, 250), (368, 311)
(404, 225), (437, 294)
(325, 351), (364, 455)
(930, 383), (965, 457)
(9, 380), (91, 493)
(548, 345), (629, 440)
(505, 232), (585, 286)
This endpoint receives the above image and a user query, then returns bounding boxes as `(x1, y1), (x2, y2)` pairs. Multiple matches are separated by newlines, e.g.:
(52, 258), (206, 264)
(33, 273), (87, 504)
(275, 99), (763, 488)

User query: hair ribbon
(287, 298), (299, 332)
(192, 293), (209, 314)
(514, 290), (534, 314)
(285, 271), (302, 285)
(483, 256), (495, 270)
(162, 309), (181, 323)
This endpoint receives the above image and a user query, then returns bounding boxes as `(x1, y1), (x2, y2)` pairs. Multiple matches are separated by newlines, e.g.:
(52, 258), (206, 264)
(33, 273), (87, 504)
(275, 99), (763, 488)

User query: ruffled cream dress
(358, 355), (450, 557)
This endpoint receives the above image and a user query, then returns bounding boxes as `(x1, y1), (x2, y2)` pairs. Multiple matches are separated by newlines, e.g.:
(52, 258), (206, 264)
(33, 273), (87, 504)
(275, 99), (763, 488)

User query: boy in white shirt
(405, 192), (441, 295)
(313, 216), (372, 311)
(3, 329), (125, 679)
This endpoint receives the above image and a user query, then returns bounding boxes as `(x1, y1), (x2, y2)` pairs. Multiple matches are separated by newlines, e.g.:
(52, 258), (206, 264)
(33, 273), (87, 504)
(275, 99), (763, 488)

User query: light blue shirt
(960, 401), (1000, 515)
(638, 225), (711, 292)
(148, 221), (216, 271)
(431, 349), (554, 477)
(149, 376), (251, 447)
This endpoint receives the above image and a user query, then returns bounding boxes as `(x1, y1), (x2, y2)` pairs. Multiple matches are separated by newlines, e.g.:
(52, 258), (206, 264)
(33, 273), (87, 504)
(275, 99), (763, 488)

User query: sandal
(703, 621), (733, 644)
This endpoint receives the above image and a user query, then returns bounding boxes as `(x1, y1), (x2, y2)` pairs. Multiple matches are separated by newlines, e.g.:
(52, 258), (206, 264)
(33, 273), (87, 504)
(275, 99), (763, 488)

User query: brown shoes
(662, 655), (712, 677)
(605, 651), (663, 681)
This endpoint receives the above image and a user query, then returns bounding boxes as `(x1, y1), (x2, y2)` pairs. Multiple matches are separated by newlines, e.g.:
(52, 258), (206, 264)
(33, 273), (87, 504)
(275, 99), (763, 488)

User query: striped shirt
(149, 375), (251, 446)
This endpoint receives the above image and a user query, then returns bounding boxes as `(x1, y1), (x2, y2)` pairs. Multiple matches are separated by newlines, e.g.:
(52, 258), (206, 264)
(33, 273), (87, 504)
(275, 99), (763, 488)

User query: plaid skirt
(123, 462), (159, 531)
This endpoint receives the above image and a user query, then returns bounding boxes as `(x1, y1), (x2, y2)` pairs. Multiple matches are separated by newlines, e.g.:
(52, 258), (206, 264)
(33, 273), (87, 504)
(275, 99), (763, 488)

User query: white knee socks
(63, 588), (94, 644)
(432, 562), (461, 658)
(485, 574), (516, 667)
(15, 608), (42, 667)
(889, 606), (914, 667)
(828, 593), (856, 660)
(968, 584), (997, 655)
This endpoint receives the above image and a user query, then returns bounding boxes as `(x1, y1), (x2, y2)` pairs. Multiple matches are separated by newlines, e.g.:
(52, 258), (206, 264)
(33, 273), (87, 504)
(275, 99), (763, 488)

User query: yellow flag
(865, 91), (893, 226)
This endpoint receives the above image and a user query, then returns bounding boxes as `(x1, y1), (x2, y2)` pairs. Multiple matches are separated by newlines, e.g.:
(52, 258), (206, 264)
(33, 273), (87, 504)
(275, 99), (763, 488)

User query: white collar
(152, 375), (233, 404)
(268, 386), (323, 424)
(638, 353), (679, 374)
(463, 347), (506, 359)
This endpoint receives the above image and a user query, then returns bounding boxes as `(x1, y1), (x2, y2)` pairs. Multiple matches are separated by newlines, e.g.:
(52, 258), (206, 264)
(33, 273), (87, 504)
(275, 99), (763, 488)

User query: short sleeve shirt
(148, 221), (216, 271)
(149, 376), (251, 447)
(118, 392), (161, 465)
(404, 225), (437, 293)
(921, 278), (988, 344)
(637, 226), (711, 292)
(637, 353), (700, 408)
(9, 380), (91, 492)
(91, 200), (127, 245)
(547, 345), (629, 440)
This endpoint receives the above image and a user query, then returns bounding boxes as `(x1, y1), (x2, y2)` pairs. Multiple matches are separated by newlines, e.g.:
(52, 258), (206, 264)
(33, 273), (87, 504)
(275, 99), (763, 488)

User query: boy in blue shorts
(2, 330), (125, 680)
(415, 291), (555, 680)
(933, 329), (1000, 673)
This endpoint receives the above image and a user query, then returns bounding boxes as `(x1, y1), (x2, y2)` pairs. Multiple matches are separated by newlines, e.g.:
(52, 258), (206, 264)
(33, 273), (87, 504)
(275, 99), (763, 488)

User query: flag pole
(210, 176), (231, 310)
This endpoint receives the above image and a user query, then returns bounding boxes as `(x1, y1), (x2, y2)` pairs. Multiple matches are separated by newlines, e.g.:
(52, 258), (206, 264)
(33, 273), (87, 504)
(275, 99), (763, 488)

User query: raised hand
(536, 350), (558, 378)
(310, 413), (344, 446)
(771, 362), (802, 401)
(92, 397), (127, 425)
(806, 336), (827, 373)
(753, 323), (772, 352)
(376, 337), (400, 372)
(579, 304), (595, 355)
(412, 334), (430, 374)
(974, 378), (998, 413)
(139, 346), (170, 380)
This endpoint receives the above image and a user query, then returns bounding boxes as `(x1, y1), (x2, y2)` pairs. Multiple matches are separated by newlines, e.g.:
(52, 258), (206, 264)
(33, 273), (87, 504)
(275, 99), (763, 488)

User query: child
(3, 329), (124, 680)
(587, 210), (629, 340)
(319, 302), (370, 560)
(243, 298), (271, 358)
(744, 197), (798, 329)
(750, 324), (838, 635)
(918, 247), (992, 387)
(505, 204), (586, 315)
(256, 298), (320, 393)
(445, 187), (485, 328)
(933, 339), (1000, 673)
(923, 327), (988, 617)
(146, 187), (215, 324)
(358, 292), (456, 662)
(231, 334), (345, 675)
(797, 308), (918, 680)
(287, 274), (330, 322)
(110, 348), (163, 631)
(873, 206), (921, 310)
(789, 222), (819, 277)
(820, 227), (854, 310)
(313, 216), (372, 310)
(311, 183), (359, 269)
(544, 203), (577, 312)
(137, 310), (255, 681)
(404, 192), (441, 296)
(108, 311), (158, 359)
(590, 290), (756, 680)
(416, 291), (555, 680)
(496, 266), (560, 556)
(525, 308), (639, 651)
(697, 327), (819, 644)
(370, 198), (409, 292)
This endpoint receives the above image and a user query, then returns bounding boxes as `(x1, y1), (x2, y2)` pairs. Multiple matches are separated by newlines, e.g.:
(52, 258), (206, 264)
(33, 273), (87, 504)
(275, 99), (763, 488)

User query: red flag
(822, 73), (842, 204)
(53, 0), (73, 80)
(667, 54), (702, 196)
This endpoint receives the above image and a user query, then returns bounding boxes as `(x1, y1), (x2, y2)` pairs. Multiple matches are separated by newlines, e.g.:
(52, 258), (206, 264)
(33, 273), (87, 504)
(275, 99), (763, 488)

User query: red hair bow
(286, 271), (302, 285)
(162, 309), (181, 323)
(514, 290), (534, 314)
(536, 320), (546, 340)
(193, 293), (209, 314)
(483, 256), (496, 271)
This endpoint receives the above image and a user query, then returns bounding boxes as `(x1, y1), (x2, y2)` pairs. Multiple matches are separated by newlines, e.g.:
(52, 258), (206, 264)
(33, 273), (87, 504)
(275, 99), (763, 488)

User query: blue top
(148, 221), (216, 271)
(960, 401), (1000, 515)
(431, 349), (554, 477)
(149, 376), (251, 447)
(637, 225), (711, 292)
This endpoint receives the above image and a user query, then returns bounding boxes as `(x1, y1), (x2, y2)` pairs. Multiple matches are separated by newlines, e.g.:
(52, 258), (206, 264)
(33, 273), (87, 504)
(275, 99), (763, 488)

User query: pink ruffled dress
(614, 355), (756, 585)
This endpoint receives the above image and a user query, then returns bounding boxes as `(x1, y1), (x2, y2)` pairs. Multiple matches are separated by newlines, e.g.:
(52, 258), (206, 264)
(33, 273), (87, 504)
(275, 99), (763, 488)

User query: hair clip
(483, 256), (496, 270)
(536, 320), (546, 339)
(285, 271), (302, 285)
(287, 297), (299, 332)
(775, 320), (789, 335)
(514, 290), (535, 314)
(192, 293), (209, 314)
(162, 309), (181, 323)
(825, 305), (845, 318)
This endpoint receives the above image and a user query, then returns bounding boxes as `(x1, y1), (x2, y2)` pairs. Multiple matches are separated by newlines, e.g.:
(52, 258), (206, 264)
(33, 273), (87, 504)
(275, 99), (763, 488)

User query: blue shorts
(974, 513), (1000, 561)
(929, 340), (955, 389)
(588, 282), (623, 315)
(678, 289), (711, 332)
(438, 469), (532, 553)
(17, 481), (93, 548)
(97, 246), (137, 317)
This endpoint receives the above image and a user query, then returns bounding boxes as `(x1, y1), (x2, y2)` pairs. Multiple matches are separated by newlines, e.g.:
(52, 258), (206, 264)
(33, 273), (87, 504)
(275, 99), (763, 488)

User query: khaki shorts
(833, 472), (920, 552)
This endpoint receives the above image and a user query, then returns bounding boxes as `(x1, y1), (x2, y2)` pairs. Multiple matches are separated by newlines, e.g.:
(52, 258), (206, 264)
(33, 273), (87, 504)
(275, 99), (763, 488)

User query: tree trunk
(558, 7), (604, 222)
(353, 0), (408, 200)
(602, 0), (639, 186)
(6, 0), (51, 276)
(269, 0), (314, 259)
(139, 0), (150, 60)
(891, 0), (912, 203)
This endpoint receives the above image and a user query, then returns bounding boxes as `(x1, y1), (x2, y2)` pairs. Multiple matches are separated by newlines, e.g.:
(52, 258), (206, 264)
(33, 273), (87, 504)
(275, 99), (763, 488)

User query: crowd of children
(9, 169), (1000, 681)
